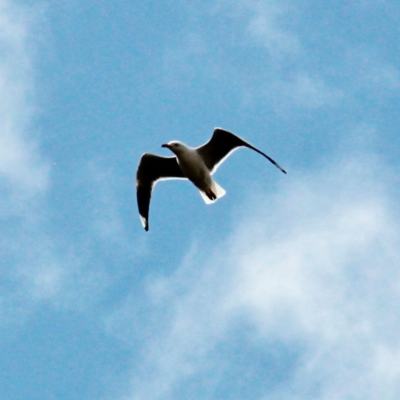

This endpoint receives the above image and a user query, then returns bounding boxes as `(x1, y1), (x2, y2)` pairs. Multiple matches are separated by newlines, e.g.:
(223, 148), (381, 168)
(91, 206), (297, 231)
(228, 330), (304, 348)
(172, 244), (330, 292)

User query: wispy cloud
(0, 0), (139, 324)
(344, 47), (400, 94)
(244, 0), (301, 59)
(266, 73), (344, 111)
(0, 1), (70, 326)
(210, 0), (346, 111)
(216, 0), (400, 113)
(115, 142), (400, 399)
(0, 0), (49, 194)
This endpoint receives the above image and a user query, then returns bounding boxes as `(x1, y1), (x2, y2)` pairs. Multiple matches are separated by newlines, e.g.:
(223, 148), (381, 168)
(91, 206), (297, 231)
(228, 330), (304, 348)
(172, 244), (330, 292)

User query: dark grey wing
(136, 153), (184, 231)
(196, 128), (286, 174)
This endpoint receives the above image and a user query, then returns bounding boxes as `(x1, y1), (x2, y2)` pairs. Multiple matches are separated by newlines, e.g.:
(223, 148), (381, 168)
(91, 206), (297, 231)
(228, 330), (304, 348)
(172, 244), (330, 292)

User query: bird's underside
(136, 128), (286, 231)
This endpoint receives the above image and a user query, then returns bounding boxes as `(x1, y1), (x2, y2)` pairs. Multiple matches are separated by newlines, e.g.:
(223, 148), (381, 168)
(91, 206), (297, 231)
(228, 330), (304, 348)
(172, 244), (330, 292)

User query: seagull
(136, 128), (286, 231)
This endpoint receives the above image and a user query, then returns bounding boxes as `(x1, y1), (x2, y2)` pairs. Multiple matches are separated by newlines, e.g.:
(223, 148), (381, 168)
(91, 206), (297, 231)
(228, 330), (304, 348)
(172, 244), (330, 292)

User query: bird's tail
(199, 179), (226, 204)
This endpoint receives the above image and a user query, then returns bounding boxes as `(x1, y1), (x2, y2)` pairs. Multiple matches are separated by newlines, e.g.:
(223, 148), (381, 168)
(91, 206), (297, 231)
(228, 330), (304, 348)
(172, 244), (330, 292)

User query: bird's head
(161, 141), (187, 155)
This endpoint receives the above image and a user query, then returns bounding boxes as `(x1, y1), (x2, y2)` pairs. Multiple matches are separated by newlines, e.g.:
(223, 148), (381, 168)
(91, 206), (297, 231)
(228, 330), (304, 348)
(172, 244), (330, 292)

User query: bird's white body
(166, 141), (226, 204)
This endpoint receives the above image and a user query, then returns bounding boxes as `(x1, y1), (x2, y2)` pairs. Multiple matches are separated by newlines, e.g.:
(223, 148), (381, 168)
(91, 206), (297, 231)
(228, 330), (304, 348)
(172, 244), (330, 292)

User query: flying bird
(136, 128), (286, 231)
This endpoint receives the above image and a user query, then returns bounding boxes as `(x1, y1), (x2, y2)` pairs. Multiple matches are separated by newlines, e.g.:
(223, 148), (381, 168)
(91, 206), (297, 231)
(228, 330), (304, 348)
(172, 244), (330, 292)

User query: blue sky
(1, 0), (400, 399)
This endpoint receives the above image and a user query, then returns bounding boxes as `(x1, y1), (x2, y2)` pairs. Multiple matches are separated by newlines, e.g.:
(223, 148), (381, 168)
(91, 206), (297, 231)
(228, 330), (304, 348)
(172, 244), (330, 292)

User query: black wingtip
(272, 161), (287, 175)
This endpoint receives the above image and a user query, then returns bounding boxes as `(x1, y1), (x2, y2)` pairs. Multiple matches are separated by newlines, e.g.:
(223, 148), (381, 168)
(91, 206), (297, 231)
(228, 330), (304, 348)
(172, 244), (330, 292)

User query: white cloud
(213, 0), (345, 111)
(0, 0), (49, 195)
(0, 1), (62, 325)
(267, 73), (344, 111)
(344, 48), (400, 94)
(218, 0), (400, 113)
(0, 0), (133, 324)
(117, 146), (400, 400)
(244, 0), (301, 59)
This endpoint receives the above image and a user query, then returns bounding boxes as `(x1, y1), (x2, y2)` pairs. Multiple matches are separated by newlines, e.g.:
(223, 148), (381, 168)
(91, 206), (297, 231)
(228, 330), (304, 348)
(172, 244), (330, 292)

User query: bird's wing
(196, 128), (286, 174)
(136, 153), (185, 231)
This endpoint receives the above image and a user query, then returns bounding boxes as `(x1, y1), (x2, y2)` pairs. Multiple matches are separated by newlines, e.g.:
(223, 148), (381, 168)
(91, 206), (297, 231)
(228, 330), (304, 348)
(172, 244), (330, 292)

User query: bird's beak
(161, 143), (170, 149)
